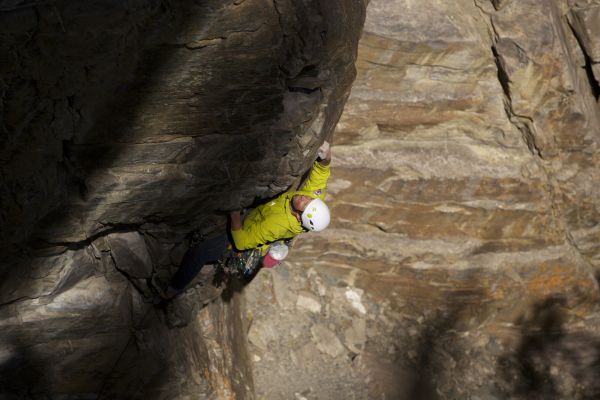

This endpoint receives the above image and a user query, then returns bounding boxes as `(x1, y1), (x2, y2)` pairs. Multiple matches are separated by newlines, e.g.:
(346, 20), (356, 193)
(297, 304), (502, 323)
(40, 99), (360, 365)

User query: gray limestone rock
(296, 291), (322, 314)
(248, 319), (279, 353)
(344, 318), (367, 354)
(270, 264), (297, 310)
(310, 324), (345, 358)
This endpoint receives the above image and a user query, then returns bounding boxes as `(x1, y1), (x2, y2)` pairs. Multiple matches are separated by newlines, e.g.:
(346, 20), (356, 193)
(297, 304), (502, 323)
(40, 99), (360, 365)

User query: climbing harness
(216, 240), (290, 280)
(217, 245), (262, 280)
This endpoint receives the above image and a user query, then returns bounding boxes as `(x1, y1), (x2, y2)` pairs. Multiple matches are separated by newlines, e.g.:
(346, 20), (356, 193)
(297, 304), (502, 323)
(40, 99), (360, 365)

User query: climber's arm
(300, 142), (331, 198)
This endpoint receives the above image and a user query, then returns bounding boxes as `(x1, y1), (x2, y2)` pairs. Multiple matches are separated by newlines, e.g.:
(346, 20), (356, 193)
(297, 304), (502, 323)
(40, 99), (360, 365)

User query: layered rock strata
(245, 0), (600, 398)
(3, 0), (600, 398)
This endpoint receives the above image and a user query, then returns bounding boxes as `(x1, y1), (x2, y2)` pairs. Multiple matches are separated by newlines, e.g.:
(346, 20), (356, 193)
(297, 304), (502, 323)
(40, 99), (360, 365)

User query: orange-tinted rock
(246, 0), (600, 398)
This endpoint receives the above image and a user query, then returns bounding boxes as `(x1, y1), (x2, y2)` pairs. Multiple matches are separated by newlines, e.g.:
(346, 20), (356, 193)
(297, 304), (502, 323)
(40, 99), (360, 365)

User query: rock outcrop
(1, 0), (365, 248)
(4, 0), (600, 399)
(0, 0), (366, 398)
(244, 0), (600, 398)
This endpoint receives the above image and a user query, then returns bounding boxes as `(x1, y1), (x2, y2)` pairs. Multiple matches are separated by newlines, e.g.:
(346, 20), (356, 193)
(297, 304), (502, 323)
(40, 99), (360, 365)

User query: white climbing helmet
(301, 198), (330, 232)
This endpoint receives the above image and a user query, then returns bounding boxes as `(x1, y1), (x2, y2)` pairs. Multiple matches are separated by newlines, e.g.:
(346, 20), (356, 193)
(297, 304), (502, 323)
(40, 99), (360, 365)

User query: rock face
(0, 0), (366, 398)
(0, 0), (365, 248)
(244, 0), (600, 399)
(4, 0), (600, 399)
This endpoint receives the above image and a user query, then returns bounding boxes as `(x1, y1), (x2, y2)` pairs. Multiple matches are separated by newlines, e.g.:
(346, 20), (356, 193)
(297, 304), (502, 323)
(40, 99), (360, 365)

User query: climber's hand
(317, 140), (331, 165)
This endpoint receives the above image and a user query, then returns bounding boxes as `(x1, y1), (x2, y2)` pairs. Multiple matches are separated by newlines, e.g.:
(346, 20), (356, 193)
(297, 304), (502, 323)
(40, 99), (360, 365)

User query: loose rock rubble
(245, 261), (600, 399)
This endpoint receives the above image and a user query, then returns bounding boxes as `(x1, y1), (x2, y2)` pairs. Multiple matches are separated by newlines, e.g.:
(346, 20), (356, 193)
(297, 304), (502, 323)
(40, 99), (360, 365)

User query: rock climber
(153, 141), (332, 301)
(229, 140), (332, 253)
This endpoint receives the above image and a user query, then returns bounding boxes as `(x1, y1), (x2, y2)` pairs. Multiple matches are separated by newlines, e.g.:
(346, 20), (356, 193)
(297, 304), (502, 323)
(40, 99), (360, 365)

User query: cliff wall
(0, 1), (366, 398)
(244, 1), (600, 398)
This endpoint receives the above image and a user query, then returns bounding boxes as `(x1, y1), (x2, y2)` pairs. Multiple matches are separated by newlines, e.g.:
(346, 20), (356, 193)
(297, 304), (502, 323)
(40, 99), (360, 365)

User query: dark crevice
(287, 64), (321, 93)
(272, 0), (283, 29)
(514, 118), (543, 158)
(293, 64), (318, 77)
(368, 222), (389, 233)
(287, 86), (320, 94)
(38, 224), (142, 251)
(109, 252), (147, 296)
(567, 22), (600, 100)
(492, 45), (512, 101)
(320, 29), (327, 44)
(159, 0), (172, 14)
(0, 296), (30, 308)
(491, 45), (543, 158)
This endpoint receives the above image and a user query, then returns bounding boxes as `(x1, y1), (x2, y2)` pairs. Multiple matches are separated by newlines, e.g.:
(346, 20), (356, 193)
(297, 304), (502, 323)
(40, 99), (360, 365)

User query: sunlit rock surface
(244, 0), (600, 399)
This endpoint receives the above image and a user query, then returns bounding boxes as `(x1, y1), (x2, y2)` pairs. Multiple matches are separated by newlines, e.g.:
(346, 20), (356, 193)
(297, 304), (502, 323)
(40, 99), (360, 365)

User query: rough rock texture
(244, 0), (600, 399)
(0, 0), (366, 398)
(4, 0), (600, 399)
(0, 0), (365, 248)
(0, 231), (253, 399)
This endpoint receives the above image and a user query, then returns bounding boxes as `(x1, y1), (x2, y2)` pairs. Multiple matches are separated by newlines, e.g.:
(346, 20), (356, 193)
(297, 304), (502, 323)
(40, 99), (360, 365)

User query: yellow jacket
(231, 161), (330, 253)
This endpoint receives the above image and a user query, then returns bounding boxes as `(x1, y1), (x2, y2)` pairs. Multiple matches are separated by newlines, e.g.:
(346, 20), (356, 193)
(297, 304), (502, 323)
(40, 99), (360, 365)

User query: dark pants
(169, 233), (229, 292)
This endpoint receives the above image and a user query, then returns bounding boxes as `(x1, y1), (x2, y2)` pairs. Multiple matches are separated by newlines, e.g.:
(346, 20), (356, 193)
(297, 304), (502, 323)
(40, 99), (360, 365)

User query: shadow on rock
(0, 339), (50, 399)
(0, 0), (365, 397)
(499, 297), (600, 400)
(398, 270), (488, 400)
(407, 314), (453, 400)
